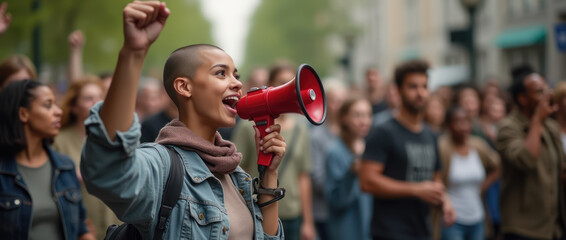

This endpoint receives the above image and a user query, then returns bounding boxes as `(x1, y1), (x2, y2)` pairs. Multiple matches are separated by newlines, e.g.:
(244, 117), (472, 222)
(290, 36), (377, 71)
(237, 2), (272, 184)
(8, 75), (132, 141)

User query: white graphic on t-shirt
(405, 143), (436, 182)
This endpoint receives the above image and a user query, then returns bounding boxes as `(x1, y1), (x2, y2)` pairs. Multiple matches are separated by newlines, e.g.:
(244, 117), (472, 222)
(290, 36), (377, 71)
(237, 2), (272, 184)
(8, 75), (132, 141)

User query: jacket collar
(0, 143), (73, 175)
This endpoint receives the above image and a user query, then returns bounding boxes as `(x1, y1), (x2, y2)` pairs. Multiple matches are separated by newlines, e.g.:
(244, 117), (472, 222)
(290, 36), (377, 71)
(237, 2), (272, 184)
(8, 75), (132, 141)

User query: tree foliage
(241, 0), (355, 79)
(0, 0), (212, 82)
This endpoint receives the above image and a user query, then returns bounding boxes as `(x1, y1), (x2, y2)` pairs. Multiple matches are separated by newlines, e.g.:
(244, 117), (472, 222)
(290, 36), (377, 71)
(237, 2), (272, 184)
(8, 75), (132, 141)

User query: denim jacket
(0, 143), (88, 240)
(81, 102), (284, 240)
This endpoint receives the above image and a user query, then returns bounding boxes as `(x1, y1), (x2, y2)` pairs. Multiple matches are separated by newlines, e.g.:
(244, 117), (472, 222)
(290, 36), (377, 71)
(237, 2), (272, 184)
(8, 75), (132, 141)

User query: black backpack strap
(153, 145), (184, 240)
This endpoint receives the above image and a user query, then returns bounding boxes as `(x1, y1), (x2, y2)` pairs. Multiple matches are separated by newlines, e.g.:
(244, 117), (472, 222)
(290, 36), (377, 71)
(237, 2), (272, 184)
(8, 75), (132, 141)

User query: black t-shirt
(362, 118), (441, 240)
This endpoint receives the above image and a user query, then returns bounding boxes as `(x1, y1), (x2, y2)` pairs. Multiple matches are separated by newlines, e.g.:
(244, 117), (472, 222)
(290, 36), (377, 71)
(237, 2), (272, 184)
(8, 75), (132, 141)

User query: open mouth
(222, 96), (239, 112)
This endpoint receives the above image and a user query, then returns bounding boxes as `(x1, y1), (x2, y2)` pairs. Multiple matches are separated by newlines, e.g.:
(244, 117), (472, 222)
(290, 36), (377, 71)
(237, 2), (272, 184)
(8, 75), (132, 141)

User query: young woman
(324, 97), (373, 240)
(435, 106), (500, 240)
(80, 2), (285, 239)
(53, 76), (119, 238)
(54, 76), (104, 168)
(0, 80), (93, 240)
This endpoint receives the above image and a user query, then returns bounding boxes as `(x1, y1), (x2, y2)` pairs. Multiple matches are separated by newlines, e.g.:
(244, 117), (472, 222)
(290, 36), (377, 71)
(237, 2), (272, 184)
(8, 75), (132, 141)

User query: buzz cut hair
(162, 44), (224, 105)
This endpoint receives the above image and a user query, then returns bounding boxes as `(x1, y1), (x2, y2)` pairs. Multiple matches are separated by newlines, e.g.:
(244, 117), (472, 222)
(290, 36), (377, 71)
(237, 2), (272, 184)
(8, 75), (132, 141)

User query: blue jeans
(442, 222), (484, 240)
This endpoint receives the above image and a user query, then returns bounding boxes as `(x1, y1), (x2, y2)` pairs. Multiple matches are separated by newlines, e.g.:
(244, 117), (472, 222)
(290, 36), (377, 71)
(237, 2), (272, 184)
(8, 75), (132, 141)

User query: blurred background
(1, 0), (565, 89)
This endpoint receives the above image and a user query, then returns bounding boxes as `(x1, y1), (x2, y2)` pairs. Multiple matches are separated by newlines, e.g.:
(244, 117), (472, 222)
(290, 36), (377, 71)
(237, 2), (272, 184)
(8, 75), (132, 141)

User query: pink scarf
(155, 120), (242, 174)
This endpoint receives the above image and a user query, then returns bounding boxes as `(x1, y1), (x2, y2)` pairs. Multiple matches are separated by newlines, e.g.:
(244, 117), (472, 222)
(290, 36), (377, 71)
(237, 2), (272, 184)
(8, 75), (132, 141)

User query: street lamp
(459, 0), (483, 85)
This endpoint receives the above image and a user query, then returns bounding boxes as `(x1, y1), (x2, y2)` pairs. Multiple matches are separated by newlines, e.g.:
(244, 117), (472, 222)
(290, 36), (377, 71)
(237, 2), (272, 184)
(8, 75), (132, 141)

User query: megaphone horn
(236, 64), (327, 169)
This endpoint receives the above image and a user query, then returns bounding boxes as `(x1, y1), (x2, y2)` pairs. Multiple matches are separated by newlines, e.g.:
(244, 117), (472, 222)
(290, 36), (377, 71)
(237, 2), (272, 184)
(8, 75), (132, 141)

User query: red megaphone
(237, 64), (326, 169)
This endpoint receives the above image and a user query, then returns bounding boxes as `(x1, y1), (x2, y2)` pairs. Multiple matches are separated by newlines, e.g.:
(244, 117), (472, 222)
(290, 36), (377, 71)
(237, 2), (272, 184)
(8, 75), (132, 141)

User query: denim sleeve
(262, 218), (285, 240)
(324, 142), (359, 211)
(80, 102), (167, 228)
(495, 119), (537, 171)
(78, 196), (88, 236)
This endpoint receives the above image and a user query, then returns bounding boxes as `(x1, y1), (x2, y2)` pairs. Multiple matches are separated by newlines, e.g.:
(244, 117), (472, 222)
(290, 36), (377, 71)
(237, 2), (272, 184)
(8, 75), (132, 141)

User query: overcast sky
(200, 0), (261, 67)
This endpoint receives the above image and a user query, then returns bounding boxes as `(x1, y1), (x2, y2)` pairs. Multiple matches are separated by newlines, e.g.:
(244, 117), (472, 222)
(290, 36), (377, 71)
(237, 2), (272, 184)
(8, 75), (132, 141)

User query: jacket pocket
(187, 201), (223, 239)
(0, 195), (24, 238)
(60, 188), (82, 226)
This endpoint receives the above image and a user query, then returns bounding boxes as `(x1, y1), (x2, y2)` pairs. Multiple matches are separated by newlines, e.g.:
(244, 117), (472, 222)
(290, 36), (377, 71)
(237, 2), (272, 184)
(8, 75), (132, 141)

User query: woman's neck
(451, 134), (467, 147)
(179, 110), (217, 144)
(341, 131), (361, 152)
(17, 129), (48, 167)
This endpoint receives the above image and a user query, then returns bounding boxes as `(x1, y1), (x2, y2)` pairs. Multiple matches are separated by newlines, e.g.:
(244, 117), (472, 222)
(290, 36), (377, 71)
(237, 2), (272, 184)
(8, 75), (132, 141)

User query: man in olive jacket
(496, 66), (566, 240)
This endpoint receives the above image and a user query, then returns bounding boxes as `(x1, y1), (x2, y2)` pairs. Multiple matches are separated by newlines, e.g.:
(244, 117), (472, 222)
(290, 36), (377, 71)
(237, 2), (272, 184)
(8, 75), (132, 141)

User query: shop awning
(495, 25), (547, 48)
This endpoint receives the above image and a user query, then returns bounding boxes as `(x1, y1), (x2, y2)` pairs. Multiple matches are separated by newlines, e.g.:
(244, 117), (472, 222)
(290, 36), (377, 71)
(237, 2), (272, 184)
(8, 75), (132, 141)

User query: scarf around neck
(155, 119), (242, 174)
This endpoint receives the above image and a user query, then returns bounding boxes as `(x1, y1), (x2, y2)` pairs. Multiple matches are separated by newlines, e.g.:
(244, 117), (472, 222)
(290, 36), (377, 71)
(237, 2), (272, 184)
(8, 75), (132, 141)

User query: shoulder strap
(153, 145), (184, 240)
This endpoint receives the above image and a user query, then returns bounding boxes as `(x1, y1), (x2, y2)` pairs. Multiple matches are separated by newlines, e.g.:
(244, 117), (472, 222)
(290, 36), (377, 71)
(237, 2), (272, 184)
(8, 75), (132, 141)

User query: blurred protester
(310, 78), (347, 240)
(555, 82), (566, 152)
(373, 82), (401, 127)
(424, 94), (446, 134)
(454, 84), (482, 134)
(233, 61), (316, 240)
(52, 76), (120, 239)
(365, 67), (387, 114)
(53, 76), (103, 177)
(68, 30), (85, 82)
(476, 95), (507, 240)
(325, 97), (373, 240)
(135, 77), (165, 121)
(0, 54), (37, 89)
(140, 99), (178, 143)
(495, 65), (566, 240)
(0, 80), (94, 240)
(434, 106), (500, 240)
(0, 2), (10, 35)
(475, 81), (507, 240)
(360, 60), (454, 240)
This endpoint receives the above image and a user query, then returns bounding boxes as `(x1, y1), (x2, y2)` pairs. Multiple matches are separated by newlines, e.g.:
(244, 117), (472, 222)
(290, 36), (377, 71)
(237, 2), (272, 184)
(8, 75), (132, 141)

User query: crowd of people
(1, 1), (565, 240)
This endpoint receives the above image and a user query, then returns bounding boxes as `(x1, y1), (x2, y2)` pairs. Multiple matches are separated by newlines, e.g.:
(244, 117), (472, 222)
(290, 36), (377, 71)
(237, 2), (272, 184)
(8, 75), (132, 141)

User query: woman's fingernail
(259, 140), (263, 144)
(265, 128), (270, 132)
(260, 147), (263, 151)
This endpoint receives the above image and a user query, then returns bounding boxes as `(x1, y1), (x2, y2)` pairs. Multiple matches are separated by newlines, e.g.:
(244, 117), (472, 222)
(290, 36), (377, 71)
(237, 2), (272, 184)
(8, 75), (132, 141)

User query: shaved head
(163, 44), (224, 105)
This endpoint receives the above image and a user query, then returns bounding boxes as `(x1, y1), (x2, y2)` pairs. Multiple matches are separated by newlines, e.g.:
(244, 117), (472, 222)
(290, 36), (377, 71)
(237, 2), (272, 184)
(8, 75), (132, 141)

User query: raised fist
(69, 30), (85, 50)
(122, 1), (170, 51)
(0, 2), (11, 35)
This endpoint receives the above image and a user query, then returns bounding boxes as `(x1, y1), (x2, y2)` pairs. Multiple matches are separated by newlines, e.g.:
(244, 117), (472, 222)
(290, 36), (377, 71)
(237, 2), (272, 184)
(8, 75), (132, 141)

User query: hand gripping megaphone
(237, 64), (326, 177)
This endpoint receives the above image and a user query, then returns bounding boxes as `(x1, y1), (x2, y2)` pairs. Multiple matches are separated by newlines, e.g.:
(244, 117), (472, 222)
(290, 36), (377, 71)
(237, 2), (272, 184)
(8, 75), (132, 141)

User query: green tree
(0, 0), (212, 83)
(241, 0), (355, 79)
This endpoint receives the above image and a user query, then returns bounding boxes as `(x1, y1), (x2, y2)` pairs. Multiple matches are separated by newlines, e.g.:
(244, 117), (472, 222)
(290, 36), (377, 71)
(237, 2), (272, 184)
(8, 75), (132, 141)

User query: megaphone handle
(254, 116), (275, 167)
